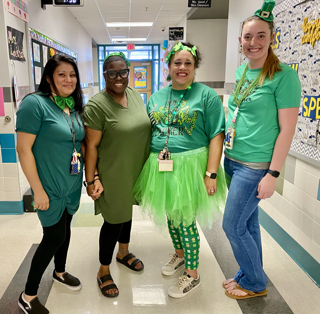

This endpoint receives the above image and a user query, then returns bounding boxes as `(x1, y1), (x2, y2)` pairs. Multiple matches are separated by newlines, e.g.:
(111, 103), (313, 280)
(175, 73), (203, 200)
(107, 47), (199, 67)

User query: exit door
(129, 61), (152, 105)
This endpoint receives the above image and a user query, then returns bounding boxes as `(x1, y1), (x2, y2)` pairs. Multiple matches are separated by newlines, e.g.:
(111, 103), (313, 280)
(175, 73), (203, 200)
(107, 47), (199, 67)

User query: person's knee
(43, 231), (66, 249)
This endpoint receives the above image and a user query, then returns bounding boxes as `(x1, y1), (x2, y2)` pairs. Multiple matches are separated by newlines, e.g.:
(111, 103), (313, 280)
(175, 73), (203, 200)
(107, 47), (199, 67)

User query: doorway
(128, 61), (152, 105)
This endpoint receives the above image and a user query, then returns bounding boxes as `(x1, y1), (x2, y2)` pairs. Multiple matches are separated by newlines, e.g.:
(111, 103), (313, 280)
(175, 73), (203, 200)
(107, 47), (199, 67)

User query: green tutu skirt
(133, 147), (227, 229)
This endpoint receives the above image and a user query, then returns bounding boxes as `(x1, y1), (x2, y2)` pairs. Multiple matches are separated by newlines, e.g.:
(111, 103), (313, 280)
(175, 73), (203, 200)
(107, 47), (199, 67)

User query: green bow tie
(53, 95), (75, 111)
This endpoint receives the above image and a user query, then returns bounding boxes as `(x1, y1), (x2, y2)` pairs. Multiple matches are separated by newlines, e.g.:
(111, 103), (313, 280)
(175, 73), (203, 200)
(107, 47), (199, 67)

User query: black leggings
(25, 210), (73, 296)
(99, 219), (132, 265)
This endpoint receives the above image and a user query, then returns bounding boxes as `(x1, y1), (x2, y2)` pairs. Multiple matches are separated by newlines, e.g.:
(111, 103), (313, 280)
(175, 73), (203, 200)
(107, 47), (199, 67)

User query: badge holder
(158, 147), (173, 172)
(70, 150), (81, 175)
(225, 127), (235, 150)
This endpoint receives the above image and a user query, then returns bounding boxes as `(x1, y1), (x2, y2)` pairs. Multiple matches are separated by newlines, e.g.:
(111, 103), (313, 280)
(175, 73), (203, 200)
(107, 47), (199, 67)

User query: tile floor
(0, 193), (319, 313)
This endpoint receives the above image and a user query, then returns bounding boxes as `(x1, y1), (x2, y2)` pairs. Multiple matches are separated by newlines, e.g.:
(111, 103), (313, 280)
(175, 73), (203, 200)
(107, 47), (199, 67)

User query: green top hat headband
(165, 42), (197, 64)
(104, 51), (131, 67)
(254, 0), (275, 22)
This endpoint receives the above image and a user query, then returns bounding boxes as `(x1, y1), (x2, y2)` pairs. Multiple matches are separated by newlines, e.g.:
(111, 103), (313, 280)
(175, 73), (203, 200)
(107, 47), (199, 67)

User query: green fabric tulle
(133, 147), (227, 229)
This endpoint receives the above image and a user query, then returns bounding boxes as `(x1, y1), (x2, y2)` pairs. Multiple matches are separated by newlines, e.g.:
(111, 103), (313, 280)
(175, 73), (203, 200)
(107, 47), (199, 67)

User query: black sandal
(97, 274), (119, 298)
(116, 253), (144, 272)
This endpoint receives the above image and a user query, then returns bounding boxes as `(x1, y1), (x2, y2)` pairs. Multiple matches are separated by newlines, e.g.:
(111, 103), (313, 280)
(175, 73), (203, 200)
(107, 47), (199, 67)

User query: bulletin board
(239, 0), (320, 162)
(29, 28), (77, 92)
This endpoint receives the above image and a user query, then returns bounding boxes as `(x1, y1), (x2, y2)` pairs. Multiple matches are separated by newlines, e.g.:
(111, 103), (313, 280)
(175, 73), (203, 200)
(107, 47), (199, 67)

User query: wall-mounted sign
(188, 0), (211, 8)
(127, 44), (135, 50)
(134, 67), (147, 89)
(169, 27), (184, 41)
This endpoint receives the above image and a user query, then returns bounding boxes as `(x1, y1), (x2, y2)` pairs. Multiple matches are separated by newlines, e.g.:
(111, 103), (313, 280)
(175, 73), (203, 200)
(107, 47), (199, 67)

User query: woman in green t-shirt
(16, 54), (85, 314)
(222, 0), (301, 300)
(133, 42), (227, 298)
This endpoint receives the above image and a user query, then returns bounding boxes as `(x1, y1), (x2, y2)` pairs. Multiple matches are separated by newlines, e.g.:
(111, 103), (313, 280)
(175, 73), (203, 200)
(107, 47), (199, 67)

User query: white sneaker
(161, 253), (185, 276)
(168, 273), (201, 298)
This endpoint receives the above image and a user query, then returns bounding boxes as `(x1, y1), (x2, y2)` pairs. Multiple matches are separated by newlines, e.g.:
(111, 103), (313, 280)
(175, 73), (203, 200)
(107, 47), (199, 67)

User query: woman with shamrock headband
(222, 0), (301, 299)
(84, 52), (151, 297)
(16, 54), (85, 313)
(133, 42), (227, 298)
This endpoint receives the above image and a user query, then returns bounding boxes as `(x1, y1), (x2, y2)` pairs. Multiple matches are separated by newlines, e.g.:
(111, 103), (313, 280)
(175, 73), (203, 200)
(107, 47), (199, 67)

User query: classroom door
(128, 61), (152, 105)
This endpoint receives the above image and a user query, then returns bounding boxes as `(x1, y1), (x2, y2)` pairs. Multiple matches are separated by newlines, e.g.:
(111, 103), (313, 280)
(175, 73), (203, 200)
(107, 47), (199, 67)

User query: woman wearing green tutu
(133, 42), (227, 298)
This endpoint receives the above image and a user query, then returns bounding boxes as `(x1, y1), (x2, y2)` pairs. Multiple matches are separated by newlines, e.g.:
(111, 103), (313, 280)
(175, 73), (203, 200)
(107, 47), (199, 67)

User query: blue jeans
(222, 157), (268, 292)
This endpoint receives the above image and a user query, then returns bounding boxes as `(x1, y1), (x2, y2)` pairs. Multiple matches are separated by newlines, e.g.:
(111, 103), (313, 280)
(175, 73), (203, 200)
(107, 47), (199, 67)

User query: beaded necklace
(231, 64), (262, 127)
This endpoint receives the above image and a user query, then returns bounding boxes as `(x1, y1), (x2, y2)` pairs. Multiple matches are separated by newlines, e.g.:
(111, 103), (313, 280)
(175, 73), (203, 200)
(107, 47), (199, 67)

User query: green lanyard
(231, 64), (262, 127)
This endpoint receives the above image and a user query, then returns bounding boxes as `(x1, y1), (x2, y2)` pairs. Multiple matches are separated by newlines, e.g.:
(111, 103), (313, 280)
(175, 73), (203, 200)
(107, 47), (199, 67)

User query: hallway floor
(0, 193), (319, 314)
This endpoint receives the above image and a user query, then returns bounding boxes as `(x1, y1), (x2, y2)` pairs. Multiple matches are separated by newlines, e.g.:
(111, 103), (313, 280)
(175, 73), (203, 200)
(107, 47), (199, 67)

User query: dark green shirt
(16, 94), (85, 227)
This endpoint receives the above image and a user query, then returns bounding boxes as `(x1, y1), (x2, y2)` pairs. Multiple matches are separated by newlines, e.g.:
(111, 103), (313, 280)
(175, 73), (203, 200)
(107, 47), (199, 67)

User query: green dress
(84, 87), (151, 224)
(16, 93), (85, 227)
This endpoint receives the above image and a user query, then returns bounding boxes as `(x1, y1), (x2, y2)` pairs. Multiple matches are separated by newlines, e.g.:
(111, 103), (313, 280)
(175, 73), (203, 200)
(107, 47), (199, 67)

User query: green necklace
(233, 64), (262, 107)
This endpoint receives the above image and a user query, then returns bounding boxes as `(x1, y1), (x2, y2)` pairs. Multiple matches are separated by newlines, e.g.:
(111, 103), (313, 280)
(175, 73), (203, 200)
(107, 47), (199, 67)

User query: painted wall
(28, 1), (93, 84)
(186, 19), (227, 95)
(0, 2), (94, 214)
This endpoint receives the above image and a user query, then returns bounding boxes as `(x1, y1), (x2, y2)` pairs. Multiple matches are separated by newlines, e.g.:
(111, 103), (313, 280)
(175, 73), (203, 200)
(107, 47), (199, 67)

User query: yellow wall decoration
(301, 17), (320, 47)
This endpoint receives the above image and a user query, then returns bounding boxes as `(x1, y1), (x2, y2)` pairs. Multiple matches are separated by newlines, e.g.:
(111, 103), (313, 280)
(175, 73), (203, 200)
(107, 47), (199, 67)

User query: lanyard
(231, 64), (262, 127)
(164, 85), (191, 149)
(61, 109), (77, 153)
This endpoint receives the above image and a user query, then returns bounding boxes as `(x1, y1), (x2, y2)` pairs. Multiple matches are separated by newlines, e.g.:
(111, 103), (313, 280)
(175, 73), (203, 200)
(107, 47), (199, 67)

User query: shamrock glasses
(104, 69), (130, 79)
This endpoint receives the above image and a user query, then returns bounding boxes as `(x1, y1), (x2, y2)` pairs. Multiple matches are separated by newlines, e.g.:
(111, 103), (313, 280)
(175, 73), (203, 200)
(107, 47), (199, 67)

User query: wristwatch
(206, 171), (217, 179)
(267, 169), (280, 178)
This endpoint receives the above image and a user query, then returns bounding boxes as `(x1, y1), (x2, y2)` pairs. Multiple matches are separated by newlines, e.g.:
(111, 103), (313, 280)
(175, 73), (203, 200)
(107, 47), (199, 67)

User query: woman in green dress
(84, 52), (151, 298)
(16, 54), (84, 314)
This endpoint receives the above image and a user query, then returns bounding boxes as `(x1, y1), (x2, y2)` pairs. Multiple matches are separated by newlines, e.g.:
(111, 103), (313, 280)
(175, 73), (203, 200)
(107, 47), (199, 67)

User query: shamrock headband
(254, 0), (275, 22)
(165, 42), (197, 64)
(104, 51), (131, 67)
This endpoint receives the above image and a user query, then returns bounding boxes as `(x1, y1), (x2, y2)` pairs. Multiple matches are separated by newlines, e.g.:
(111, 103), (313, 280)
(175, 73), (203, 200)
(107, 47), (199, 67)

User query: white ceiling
(68, 0), (192, 45)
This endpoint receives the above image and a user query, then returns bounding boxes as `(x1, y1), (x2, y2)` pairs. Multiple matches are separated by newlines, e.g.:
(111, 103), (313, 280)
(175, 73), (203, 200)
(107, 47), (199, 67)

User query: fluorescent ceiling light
(112, 38), (146, 42)
(106, 22), (153, 27)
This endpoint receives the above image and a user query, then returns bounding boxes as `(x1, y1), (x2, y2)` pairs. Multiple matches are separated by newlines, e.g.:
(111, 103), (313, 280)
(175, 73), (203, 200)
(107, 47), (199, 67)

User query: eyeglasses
(103, 69), (130, 79)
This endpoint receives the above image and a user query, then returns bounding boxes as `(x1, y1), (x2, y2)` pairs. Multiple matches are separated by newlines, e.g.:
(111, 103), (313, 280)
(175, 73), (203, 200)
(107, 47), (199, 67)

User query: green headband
(104, 51), (131, 67)
(254, 0), (275, 22)
(165, 42), (197, 63)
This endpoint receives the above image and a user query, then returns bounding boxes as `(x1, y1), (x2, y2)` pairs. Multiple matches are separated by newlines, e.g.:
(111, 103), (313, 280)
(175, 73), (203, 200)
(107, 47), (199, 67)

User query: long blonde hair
(242, 16), (282, 85)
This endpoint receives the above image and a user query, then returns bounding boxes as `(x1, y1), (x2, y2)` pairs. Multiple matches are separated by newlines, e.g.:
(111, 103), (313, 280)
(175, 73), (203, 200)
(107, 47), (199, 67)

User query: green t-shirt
(148, 82), (225, 153)
(226, 62), (301, 162)
(16, 93), (85, 227)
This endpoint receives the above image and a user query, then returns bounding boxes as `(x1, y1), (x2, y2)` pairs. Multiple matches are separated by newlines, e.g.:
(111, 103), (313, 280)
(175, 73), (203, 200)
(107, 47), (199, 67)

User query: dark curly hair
(167, 42), (203, 68)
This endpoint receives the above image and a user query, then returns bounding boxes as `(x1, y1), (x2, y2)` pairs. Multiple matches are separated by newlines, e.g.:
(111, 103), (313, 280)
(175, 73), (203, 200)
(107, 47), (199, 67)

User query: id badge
(70, 151), (81, 175)
(158, 159), (173, 172)
(225, 127), (235, 150)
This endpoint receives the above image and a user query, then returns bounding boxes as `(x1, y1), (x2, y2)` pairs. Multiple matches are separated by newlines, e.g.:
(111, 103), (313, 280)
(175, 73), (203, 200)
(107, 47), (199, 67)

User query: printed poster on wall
(7, 27), (26, 61)
(43, 46), (48, 66)
(5, 0), (29, 23)
(35, 66), (42, 85)
(13, 75), (21, 109)
(134, 67), (147, 89)
(33, 42), (40, 62)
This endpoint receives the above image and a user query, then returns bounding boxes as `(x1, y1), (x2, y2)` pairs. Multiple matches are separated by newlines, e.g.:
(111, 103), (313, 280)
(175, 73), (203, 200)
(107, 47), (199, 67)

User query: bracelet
(94, 174), (99, 177)
(83, 178), (100, 187)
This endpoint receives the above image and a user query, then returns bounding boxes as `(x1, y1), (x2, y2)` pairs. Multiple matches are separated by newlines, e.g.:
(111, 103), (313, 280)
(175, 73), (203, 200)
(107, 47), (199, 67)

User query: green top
(148, 82), (225, 153)
(84, 87), (151, 224)
(226, 62), (301, 162)
(16, 93), (85, 227)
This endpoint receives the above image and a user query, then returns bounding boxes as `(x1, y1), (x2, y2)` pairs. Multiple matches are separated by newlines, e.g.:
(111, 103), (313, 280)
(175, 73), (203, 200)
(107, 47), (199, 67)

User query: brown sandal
(225, 284), (267, 299)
